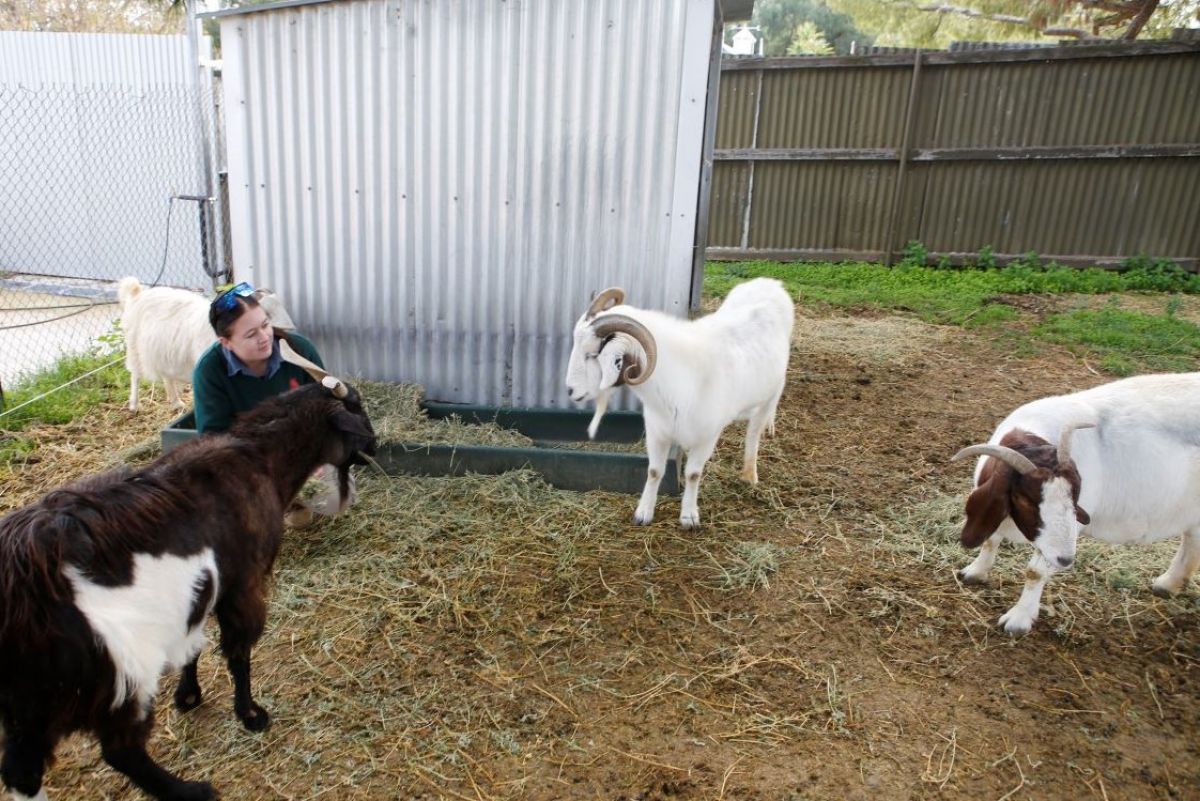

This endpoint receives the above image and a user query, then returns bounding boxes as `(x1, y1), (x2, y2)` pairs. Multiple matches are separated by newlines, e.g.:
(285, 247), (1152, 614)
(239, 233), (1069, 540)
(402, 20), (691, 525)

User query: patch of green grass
(705, 260), (1199, 326)
(0, 350), (128, 433)
(1035, 307), (1200, 376)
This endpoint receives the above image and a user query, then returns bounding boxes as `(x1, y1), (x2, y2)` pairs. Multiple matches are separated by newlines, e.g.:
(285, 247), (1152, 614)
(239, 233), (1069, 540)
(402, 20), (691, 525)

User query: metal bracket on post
(172, 194), (218, 281)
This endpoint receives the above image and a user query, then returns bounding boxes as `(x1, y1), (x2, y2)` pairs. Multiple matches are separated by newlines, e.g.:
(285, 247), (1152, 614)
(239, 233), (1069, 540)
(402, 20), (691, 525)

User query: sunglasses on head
(212, 281), (256, 312)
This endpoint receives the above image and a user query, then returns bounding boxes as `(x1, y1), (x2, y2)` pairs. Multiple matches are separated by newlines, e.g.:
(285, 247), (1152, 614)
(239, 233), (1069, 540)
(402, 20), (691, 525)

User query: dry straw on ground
(3, 300), (1199, 800)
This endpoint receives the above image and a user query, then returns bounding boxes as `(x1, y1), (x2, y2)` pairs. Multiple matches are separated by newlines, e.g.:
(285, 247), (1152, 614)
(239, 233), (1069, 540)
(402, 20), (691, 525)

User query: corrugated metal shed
(208, 0), (735, 408)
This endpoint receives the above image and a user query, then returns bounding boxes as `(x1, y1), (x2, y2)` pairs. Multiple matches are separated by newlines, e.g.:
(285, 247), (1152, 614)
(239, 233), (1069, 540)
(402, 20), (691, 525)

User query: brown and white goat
(0, 380), (375, 801)
(952, 372), (1200, 635)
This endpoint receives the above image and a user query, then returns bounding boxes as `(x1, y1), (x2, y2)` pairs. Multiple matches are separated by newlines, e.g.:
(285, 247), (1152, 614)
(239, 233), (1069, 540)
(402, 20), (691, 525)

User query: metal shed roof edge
(721, 0), (754, 21)
(198, 0), (338, 20)
(202, 0), (754, 21)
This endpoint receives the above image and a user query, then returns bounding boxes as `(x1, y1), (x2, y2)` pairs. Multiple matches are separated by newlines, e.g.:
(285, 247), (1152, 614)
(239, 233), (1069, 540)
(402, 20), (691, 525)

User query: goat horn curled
(951, 444), (1037, 475)
(1057, 422), (1096, 465)
(277, 336), (348, 399)
(591, 314), (657, 386)
(586, 287), (626, 319)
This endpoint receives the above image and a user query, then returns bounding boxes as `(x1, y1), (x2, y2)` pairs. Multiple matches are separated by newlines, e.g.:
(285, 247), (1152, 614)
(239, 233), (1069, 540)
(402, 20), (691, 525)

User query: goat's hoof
(679, 514), (701, 530)
(238, 702), (271, 732)
(174, 687), (203, 713)
(998, 609), (1035, 636)
(739, 468), (758, 484)
(166, 780), (216, 801)
(956, 569), (990, 587)
(633, 511), (654, 526)
(1150, 579), (1182, 598)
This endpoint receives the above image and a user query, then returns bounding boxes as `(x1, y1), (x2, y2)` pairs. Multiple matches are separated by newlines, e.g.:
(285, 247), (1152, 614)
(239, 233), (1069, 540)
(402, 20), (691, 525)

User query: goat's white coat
(11, 789), (49, 801)
(118, 279), (216, 411)
(566, 278), (794, 527)
(962, 372), (1200, 634)
(65, 550), (219, 712)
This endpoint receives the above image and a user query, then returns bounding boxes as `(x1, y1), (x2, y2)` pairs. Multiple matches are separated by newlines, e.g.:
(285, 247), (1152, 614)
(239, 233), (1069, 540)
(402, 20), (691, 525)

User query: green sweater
(192, 332), (325, 434)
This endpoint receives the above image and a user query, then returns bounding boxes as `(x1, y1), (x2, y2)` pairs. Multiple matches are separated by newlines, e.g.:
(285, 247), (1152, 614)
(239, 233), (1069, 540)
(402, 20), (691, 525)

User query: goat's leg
(633, 432), (672, 526)
(998, 552), (1057, 635)
(679, 436), (720, 530)
(173, 656), (203, 713)
(741, 404), (772, 484)
(1, 716), (54, 801)
(764, 386), (783, 438)
(127, 368), (140, 412)
(216, 592), (270, 732)
(957, 534), (1002, 586)
(1152, 527), (1200, 597)
(98, 708), (213, 801)
(165, 379), (183, 408)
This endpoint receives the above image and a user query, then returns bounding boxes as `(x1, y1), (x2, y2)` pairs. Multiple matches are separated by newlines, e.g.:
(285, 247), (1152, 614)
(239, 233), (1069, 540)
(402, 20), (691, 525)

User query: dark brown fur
(961, 428), (1088, 548)
(0, 383), (375, 801)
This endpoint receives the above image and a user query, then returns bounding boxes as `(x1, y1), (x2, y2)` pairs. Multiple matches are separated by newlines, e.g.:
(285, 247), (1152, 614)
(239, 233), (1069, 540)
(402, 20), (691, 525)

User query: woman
(192, 283), (336, 526)
(192, 282), (326, 434)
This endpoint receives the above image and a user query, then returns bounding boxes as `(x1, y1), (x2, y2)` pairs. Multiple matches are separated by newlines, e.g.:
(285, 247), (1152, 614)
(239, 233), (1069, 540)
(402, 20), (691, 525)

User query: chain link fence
(0, 32), (228, 417)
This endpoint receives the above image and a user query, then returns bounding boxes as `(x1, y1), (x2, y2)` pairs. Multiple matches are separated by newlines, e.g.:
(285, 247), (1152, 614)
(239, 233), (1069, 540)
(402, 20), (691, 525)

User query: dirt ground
(3, 295), (1199, 801)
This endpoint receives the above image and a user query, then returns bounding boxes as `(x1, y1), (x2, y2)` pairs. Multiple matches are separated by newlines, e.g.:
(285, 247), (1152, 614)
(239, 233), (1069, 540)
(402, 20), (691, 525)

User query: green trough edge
(161, 407), (679, 496)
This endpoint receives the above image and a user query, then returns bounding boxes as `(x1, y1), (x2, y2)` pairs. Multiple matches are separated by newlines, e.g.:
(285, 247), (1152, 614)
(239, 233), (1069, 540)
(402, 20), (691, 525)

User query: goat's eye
(585, 353), (596, 361)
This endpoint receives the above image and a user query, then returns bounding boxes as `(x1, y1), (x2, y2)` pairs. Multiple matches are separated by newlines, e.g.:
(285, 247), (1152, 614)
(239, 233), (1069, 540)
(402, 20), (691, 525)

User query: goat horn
(951, 444), (1038, 475)
(591, 313), (657, 386)
(586, 287), (626, 319)
(1057, 422), (1096, 465)
(278, 337), (348, 399)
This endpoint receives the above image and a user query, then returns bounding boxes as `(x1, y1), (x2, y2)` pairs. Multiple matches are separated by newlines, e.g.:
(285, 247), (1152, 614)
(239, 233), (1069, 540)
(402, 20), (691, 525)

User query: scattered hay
(355, 380), (531, 447)
(792, 312), (946, 365)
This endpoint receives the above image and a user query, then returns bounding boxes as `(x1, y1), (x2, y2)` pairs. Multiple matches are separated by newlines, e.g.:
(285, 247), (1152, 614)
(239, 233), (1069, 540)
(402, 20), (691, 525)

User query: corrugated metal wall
(708, 43), (1200, 268)
(218, 0), (716, 407)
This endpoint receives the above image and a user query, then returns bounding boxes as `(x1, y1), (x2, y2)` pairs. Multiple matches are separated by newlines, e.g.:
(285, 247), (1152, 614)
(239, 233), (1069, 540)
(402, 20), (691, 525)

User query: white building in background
(724, 25), (762, 56)
(205, 0), (756, 408)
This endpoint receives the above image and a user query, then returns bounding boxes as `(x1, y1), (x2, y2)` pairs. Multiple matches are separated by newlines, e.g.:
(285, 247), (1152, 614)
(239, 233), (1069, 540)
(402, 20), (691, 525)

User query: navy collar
(222, 337), (283, 379)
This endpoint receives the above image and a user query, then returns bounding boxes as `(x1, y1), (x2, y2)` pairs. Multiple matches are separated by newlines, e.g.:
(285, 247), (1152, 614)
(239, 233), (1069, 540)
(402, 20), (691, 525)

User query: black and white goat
(952, 372), (1200, 635)
(565, 279), (794, 528)
(0, 374), (375, 800)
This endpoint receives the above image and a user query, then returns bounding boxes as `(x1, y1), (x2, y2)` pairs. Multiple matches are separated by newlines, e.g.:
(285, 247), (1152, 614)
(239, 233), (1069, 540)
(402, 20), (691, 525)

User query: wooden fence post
(884, 49), (923, 266)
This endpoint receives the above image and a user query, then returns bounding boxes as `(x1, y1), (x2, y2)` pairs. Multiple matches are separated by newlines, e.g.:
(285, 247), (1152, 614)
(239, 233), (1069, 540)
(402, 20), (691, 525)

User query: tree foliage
(0, 0), (184, 33)
(752, 0), (874, 55)
(827, 0), (1198, 48)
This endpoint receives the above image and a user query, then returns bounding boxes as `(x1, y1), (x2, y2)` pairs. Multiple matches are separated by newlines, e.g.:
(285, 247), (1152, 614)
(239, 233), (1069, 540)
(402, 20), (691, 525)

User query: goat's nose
(1056, 555), (1075, 568)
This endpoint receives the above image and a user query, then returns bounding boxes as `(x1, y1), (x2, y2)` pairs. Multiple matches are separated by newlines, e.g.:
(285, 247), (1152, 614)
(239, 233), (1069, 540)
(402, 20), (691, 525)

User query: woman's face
(220, 304), (274, 364)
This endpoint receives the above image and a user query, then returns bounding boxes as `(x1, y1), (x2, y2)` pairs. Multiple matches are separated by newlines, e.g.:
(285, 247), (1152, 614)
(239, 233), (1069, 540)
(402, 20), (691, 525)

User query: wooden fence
(705, 41), (1200, 269)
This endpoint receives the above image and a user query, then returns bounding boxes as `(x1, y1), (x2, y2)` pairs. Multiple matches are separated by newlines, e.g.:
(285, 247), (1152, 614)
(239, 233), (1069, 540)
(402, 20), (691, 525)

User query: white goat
(565, 278), (794, 528)
(117, 278), (295, 412)
(952, 372), (1200, 635)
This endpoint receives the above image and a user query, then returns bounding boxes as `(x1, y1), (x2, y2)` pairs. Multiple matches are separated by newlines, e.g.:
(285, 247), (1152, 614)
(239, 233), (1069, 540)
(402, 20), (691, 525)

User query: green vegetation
(1037, 306), (1200, 376)
(705, 255), (1200, 376)
(1, 351), (126, 429)
(706, 257), (1199, 325)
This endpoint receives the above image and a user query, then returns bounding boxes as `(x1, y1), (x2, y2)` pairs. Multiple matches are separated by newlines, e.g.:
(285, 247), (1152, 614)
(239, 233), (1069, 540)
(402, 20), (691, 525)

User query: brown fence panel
(708, 42), (1200, 269)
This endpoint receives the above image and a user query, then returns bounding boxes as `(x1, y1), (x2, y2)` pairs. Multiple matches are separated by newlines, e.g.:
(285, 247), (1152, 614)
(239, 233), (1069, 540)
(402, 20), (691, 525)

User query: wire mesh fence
(0, 33), (226, 420)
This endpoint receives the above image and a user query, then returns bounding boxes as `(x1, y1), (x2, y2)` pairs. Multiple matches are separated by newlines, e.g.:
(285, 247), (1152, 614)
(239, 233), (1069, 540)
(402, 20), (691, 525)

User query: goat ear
(960, 463), (1010, 548)
(329, 408), (373, 440)
(1074, 503), (1090, 525)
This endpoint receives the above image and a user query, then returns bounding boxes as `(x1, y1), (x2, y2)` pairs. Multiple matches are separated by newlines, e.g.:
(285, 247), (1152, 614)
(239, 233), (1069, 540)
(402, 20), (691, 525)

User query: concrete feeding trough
(161, 401), (679, 496)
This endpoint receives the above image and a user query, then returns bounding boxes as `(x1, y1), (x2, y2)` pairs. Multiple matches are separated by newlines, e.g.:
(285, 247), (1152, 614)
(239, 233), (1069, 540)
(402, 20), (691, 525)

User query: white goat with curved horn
(565, 279), (794, 528)
(951, 372), (1200, 635)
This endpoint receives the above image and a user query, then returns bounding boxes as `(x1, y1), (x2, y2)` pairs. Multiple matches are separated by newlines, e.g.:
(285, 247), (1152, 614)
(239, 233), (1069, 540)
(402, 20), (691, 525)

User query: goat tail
(0, 505), (87, 644)
(116, 276), (144, 312)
